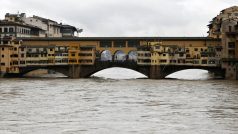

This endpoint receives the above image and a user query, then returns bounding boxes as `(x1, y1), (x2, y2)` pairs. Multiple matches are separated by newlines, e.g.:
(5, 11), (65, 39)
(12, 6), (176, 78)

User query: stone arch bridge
(7, 61), (224, 79)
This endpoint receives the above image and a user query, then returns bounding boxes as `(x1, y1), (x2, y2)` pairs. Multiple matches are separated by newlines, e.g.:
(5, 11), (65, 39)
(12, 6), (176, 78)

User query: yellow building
(0, 38), (20, 75)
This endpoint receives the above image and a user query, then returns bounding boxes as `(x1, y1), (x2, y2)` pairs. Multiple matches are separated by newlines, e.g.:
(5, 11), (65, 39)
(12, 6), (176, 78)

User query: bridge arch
(165, 69), (211, 80)
(24, 69), (67, 77)
(79, 61), (150, 78)
(100, 50), (112, 61)
(91, 67), (147, 79)
(156, 65), (224, 79)
(18, 66), (70, 78)
(114, 50), (127, 61)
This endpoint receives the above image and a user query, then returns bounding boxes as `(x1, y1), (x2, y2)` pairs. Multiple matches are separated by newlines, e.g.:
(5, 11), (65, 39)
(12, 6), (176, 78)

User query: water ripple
(0, 78), (238, 133)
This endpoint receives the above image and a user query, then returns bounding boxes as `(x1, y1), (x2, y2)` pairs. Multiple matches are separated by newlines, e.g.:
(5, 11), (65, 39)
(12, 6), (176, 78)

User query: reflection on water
(0, 78), (238, 134)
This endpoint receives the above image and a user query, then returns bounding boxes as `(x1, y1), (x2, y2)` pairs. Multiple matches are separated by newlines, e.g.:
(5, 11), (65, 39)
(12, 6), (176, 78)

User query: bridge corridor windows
(114, 50), (126, 61)
(100, 41), (112, 48)
(101, 50), (112, 61)
(114, 41), (126, 48)
(128, 40), (139, 47)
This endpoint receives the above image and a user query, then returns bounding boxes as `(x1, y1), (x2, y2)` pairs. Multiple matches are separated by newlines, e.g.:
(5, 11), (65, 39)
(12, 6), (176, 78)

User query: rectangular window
(228, 50), (235, 57)
(69, 59), (77, 63)
(228, 42), (235, 48)
(229, 26), (232, 32)
(0, 28), (2, 33)
(194, 48), (198, 51)
(179, 53), (184, 57)
(9, 28), (14, 33)
(1, 63), (5, 66)
(160, 60), (167, 63)
(202, 60), (207, 64)
(20, 61), (25, 64)
(4, 28), (8, 33)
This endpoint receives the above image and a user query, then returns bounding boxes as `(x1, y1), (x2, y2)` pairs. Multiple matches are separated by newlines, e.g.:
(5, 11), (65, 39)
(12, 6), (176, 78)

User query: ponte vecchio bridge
(1, 6), (238, 79)
(0, 37), (226, 79)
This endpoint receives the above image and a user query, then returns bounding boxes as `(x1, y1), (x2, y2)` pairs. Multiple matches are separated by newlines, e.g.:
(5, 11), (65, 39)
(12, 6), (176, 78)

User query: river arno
(0, 78), (238, 134)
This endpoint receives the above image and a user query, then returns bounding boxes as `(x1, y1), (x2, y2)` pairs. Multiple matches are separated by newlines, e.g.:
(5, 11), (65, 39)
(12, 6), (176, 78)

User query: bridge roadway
(3, 61), (225, 79)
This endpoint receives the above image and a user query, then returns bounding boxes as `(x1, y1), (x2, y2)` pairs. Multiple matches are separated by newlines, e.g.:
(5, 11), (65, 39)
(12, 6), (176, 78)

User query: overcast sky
(0, 0), (237, 37)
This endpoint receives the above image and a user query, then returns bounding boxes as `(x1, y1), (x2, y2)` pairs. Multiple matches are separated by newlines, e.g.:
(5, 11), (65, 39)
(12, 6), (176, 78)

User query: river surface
(0, 78), (238, 134)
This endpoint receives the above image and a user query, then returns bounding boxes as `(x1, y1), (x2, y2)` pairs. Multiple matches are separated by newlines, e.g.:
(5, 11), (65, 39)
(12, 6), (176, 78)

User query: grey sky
(0, 0), (237, 37)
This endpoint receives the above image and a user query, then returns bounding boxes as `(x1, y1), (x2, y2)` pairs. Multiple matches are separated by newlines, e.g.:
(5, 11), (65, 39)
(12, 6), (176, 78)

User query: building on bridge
(0, 36), (224, 79)
(137, 41), (221, 66)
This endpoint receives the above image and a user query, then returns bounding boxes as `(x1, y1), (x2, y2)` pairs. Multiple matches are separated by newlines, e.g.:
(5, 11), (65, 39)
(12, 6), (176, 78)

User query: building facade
(208, 6), (238, 79)
(1, 13), (80, 38)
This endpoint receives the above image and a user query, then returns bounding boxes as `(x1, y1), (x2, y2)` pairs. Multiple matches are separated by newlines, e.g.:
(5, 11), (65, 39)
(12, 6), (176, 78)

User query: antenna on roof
(17, 11), (20, 17)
